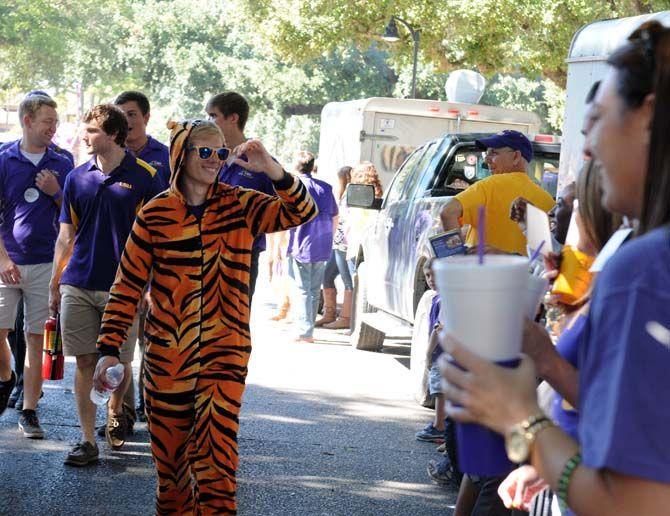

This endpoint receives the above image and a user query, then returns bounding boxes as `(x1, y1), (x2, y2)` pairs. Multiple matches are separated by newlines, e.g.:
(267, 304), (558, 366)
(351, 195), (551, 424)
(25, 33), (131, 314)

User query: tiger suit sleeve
(97, 209), (154, 358)
(236, 172), (318, 236)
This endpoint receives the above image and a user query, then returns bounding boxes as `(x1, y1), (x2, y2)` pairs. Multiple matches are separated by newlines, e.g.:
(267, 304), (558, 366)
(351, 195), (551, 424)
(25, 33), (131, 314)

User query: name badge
(24, 188), (40, 203)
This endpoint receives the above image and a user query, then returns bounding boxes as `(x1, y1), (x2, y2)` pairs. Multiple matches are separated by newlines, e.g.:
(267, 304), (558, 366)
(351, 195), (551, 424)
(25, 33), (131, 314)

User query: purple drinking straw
(529, 240), (545, 264)
(477, 205), (485, 265)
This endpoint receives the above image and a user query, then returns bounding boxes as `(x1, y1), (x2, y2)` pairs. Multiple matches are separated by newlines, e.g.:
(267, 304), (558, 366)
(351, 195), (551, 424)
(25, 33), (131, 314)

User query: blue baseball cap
(25, 90), (50, 98)
(475, 130), (533, 162)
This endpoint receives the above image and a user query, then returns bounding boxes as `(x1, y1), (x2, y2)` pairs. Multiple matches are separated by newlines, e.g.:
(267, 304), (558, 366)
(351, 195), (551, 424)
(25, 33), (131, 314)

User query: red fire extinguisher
(42, 315), (64, 381)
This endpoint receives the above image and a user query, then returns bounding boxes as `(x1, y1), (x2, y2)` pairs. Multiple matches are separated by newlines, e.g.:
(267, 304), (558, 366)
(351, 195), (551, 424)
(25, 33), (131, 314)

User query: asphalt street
(1, 287), (457, 515)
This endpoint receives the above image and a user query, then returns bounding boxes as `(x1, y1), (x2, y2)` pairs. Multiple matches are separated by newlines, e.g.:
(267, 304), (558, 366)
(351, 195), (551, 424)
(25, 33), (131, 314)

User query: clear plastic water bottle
(90, 363), (125, 405)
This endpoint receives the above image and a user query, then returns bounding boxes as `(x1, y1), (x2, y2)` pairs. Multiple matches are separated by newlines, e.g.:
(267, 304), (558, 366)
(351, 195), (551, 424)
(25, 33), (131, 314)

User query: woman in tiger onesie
(93, 119), (317, 515)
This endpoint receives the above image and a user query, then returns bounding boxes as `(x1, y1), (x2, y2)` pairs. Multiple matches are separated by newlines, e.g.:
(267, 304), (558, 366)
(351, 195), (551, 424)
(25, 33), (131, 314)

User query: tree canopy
(2, 0), (669, 160)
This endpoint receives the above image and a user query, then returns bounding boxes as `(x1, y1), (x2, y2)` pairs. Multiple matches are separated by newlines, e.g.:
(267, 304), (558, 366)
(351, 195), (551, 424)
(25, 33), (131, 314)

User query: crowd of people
(410, 19), (670, 516)
(0, 85), (384, 513)
(1, 17), (669, 516)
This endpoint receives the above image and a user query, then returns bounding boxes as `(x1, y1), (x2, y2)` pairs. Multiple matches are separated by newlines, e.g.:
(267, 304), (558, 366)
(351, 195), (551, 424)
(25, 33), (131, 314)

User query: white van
(317, 97), (541, 188)
(559, 11), (670, 191)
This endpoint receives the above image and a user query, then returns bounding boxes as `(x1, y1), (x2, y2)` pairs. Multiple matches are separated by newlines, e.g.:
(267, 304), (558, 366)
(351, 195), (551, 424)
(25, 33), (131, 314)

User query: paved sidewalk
(1, 297), (456, 515)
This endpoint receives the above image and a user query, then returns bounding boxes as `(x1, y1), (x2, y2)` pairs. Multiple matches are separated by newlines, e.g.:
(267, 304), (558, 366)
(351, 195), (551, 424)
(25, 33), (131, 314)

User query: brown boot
(323, 290), (352, 330)
(315, 288), (337, 326)
(271, 297), (290, 321)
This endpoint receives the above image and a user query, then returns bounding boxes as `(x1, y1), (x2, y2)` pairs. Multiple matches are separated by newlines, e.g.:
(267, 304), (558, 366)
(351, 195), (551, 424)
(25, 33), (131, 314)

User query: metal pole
(394, 17), (420, 99)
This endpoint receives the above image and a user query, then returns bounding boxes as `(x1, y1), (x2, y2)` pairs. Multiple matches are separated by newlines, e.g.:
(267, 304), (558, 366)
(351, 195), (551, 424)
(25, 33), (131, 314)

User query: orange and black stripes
(97, 173), (316, 515)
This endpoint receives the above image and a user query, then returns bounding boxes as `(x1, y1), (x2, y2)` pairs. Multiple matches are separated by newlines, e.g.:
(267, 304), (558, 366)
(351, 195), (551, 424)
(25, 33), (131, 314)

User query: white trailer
(559, 11), (670, 191)
(317, 97), (541, 188)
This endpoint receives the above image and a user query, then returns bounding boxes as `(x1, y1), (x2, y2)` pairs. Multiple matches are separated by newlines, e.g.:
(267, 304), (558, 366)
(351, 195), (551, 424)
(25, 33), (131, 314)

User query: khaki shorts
(60, 285), (138, 363)
(0, 262), (51, 335)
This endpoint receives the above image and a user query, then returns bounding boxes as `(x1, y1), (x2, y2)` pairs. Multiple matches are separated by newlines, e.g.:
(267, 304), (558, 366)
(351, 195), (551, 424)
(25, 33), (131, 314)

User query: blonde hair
(19, 95), (57, 127)
(351, 162), (383, 198)
(188, 122), (225, 146)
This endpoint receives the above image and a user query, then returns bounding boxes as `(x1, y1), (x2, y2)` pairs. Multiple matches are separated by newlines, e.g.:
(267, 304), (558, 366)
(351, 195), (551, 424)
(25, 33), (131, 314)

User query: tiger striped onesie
(97, 122), (317, 515)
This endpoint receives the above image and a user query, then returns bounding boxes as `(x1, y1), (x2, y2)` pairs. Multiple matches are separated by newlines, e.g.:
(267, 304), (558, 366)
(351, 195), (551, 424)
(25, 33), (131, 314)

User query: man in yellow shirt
(440, 130), (554, 255)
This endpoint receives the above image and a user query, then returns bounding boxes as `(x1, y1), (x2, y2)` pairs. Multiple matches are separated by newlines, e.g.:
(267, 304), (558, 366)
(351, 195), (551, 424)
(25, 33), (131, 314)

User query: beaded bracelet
(557, 452), (582, 510)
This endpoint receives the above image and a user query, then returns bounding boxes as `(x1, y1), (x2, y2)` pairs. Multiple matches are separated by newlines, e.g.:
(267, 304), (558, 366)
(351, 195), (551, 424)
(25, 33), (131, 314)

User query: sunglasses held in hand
(189, 146), (231, 161)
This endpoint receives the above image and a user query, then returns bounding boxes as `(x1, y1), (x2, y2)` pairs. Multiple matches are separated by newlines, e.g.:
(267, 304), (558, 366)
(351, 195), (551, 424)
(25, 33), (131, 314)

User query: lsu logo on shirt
(149, 161), (163, 169)
(118, 182), (133, 190)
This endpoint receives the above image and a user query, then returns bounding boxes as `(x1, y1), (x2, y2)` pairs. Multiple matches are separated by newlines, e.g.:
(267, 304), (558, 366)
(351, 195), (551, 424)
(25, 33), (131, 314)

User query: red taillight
(447, 109), (460, 116)
(534, 134), (555, 143)
(429, 106), (440, 112)
(467, 110), (479, 116)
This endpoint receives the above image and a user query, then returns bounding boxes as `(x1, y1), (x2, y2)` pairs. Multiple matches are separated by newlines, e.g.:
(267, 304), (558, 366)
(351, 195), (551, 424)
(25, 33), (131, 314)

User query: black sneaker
(136, 404), (147, 422)
(427, 457), (462, 489)
(105, 412), (127, 450)
(64, 441), (99, 467)
(7, 385), (21, 409)
(0, 371), (16, 416)
(18, 409), (45, 439)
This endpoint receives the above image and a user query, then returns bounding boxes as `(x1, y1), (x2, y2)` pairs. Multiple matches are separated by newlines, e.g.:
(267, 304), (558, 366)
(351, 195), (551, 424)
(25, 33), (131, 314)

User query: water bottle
(90, 363), (125, 405)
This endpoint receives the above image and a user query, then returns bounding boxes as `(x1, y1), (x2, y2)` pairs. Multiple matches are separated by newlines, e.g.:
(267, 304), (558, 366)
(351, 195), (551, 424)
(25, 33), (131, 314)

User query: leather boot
(315, 288), (337, 326)
(323, 290), (352, 330)
(271, 297), (290, 321)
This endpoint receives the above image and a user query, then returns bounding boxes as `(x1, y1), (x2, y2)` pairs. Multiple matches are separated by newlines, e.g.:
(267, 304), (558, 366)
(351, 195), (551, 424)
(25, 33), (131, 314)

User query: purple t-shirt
(0, 141), (72, 264)
(288, 173), (338, 263)
(552, 313), (585, 441)
(137, 135), (170, 190)
(220, 157), (276, 252)
(579, 227), (670, 483)
(59, 151), (163, 291)
(0, 139), (74, 166)
(428, 294), (443, 365)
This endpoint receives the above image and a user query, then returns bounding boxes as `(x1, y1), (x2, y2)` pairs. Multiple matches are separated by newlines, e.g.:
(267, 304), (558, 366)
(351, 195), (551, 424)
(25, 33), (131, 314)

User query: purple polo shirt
(220, 156), (276, 253)
(288, 173), (337, 263)
(0, 139), (74, 166)
(59, 151), (163, 291)
(579, 227), (670, 483)
(0, 141), (72, 264)
(137, 135), (170, 190)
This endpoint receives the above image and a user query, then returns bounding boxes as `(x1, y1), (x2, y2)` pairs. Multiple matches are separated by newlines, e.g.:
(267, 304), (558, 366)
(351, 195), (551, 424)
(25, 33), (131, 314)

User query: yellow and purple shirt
(59, 151), (163, 291)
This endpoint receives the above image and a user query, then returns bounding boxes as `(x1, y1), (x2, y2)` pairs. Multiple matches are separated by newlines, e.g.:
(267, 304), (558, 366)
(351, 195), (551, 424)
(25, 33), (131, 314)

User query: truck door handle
(384, 218), (394, 231)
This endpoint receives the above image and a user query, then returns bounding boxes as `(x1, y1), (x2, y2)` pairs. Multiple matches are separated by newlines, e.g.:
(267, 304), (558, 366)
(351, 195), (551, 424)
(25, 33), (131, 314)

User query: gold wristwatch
(505, 413), (555, 463)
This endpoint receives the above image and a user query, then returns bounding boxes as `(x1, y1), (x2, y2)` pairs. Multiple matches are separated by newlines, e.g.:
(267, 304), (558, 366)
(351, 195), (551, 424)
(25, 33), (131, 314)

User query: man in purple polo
(0, 91), (74, 412)
(205, 91), (276, 302)
(287, 151), (338, 343)
(48, 104), (162, 466)
(113, 90), (169, 422)
(114, 91), (170, 189)
(0, 94), (72, 434)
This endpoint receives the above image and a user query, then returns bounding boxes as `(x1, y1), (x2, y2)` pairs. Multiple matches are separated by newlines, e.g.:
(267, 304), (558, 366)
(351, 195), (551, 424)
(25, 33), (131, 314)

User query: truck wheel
(350, 262), (384, 352)
(410, 290), (437, 407)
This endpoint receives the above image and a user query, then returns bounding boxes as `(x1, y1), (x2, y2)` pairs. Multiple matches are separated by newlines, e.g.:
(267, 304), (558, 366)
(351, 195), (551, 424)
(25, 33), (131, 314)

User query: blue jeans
(323, 249), (354, 290)
(288, 258), (327, 338)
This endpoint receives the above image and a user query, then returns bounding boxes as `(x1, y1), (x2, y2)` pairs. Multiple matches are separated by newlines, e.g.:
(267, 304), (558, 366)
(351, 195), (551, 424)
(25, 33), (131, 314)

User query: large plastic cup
(433, 255), (530, 476)
(526, 274), (549, 320)
(433, 255), (530, 362)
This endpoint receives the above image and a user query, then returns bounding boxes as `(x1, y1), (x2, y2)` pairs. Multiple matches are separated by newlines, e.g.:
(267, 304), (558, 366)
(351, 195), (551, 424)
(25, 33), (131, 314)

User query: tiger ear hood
(167, 119), (194, 193)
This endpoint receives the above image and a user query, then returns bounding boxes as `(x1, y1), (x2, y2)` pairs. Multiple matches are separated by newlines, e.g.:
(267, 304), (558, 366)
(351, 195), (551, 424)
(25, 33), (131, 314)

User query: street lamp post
(382, 16), (420, 99)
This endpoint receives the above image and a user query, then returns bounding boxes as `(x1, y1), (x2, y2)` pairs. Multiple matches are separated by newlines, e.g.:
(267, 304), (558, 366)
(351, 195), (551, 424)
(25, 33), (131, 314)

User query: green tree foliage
(235, 0), (670, 81)
(3, 0), (668, 159)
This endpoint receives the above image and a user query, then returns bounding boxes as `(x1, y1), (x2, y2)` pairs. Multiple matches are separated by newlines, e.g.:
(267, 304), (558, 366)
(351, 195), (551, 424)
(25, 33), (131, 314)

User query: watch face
(506, 430), (529, 464)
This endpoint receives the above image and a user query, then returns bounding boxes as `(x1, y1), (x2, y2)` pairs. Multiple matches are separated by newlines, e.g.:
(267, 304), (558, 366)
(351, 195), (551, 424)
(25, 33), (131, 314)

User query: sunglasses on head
(188, 146), (230, 161)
